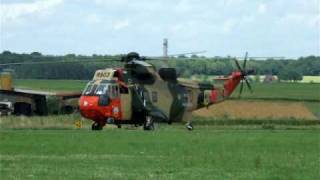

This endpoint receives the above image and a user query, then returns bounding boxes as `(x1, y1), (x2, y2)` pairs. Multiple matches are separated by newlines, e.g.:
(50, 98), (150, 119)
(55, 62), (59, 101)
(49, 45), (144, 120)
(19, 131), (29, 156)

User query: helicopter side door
(120, 86), (132, 120)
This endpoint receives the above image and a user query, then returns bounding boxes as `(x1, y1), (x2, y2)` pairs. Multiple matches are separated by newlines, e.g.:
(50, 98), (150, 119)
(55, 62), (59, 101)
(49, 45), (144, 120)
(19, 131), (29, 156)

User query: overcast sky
(0, 0), (319, 58)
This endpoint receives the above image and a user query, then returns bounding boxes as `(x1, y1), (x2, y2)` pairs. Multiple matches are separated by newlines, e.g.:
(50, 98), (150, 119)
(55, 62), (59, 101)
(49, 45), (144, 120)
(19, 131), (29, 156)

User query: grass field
(0, 129), (319, 180)
(13, 79), (320, 117)
(14, 79), (320, 100)
(231, 82), (320, 101)
(14, 79), (88, 92)
(1, 79), (319, 179)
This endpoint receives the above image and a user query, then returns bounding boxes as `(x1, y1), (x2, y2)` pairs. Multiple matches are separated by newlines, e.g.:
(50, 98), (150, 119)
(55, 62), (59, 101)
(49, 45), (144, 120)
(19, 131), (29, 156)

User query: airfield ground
(0, 80), (319, 179)
(1, 128), (319, 179)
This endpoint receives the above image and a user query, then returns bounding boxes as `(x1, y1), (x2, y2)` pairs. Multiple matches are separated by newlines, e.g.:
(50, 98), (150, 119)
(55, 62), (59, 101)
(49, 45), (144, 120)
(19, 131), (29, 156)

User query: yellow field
(300, 76), (320, 83)
(193, 100), (317, 120)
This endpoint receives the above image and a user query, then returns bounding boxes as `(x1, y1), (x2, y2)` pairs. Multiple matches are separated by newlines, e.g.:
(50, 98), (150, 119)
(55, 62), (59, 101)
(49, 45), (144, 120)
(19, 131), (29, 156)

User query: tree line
(0, 51), (319, 81)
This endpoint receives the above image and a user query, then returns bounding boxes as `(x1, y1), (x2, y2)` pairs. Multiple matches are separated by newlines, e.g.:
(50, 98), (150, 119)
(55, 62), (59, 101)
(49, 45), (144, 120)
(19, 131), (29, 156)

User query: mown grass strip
(193, 117), (320, 126)
(229, 97), (320, 102)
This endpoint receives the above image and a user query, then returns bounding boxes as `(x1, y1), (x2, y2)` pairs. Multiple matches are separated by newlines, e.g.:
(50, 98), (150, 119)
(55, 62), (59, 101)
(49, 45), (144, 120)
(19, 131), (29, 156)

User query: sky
(0, 0), (319, 58)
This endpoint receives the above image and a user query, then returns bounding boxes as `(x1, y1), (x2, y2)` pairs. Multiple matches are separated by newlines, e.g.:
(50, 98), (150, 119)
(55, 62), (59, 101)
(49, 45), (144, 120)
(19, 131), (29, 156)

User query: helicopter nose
(79, 96), (100, 119)
(79, 96), (113, 121)
(80, 96), (98, 108)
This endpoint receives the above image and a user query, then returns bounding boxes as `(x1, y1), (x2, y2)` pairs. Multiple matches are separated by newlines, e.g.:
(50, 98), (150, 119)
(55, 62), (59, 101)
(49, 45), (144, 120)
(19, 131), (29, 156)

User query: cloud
(94, 0), (129, 7)
(174, 0), (193, 13)
(113, 20), (129, 30)
(277, 13), (320, 29)
(1, 0), (319, 57)
(222, 19), (237, 33)
(85, 13), (102, 24)
(308, 14), (320, 28)
(0, 0), (63, 24)
(258, 3), (267, 14)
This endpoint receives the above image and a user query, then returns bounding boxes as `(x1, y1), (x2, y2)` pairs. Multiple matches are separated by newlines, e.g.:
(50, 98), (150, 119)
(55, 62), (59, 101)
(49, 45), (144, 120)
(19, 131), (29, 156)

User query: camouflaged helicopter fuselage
(123, 60), (242, 123)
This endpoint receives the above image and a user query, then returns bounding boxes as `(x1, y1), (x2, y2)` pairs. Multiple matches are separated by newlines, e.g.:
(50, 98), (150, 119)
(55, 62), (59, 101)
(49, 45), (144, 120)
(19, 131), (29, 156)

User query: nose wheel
(143, 116), (154, 130)
(92, 122), (103, 130)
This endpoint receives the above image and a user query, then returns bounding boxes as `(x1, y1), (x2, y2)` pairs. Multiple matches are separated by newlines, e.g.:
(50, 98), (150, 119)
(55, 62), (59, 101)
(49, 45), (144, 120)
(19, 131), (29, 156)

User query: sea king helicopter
(78, 52), (254, 130)
(0, 50), (255, 131)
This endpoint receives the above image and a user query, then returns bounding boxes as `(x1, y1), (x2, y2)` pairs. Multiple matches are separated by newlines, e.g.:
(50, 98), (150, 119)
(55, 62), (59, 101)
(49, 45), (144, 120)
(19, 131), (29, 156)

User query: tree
(278, 69), (303, 82)
(31, 52), (42, 56)
(1, 51), (12, 55)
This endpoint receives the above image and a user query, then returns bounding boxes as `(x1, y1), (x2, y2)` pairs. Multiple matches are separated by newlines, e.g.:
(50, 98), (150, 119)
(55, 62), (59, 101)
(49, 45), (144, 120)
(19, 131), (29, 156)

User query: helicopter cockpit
(82, 81), (120, 107)
(82, 81), (119, 97)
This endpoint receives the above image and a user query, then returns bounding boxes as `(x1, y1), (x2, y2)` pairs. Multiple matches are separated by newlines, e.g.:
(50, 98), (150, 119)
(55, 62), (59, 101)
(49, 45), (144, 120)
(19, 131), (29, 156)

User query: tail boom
(201, 71), (243, 108)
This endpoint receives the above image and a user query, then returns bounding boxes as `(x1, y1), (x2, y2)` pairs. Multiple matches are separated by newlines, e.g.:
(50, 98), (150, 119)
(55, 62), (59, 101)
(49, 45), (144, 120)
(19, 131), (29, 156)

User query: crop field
(301, 76), (320, 83)
(0, 128), (319, 180)
(193, 100), (318, 120)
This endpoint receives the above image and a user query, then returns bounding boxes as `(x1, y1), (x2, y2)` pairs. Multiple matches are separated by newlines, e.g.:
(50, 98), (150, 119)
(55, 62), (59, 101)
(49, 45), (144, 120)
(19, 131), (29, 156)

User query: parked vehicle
(0, 101), (13, 116)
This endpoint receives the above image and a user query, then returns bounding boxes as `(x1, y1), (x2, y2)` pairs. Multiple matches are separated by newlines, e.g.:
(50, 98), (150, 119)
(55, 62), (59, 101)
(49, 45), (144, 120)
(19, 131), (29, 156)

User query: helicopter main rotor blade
(144, 51), (207, 60)
(0, 58), (120, 66)
(167, 51), (207, 57)
(234, 56), (285, 59)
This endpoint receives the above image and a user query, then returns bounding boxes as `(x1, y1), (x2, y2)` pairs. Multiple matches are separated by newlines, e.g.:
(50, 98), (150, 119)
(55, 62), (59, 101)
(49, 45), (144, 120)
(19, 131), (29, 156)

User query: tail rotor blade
(245, 78), (253, 93)
(234, 59), (243, 72)
(243, 52), (248, 70)
(239, 81), (244, 97)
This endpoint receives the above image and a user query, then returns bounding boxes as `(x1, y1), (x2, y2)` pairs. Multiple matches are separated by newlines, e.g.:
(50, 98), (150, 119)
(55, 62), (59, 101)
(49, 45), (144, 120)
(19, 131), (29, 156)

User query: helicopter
(0, 50), (255, 131)
(78, 52), (254, 130)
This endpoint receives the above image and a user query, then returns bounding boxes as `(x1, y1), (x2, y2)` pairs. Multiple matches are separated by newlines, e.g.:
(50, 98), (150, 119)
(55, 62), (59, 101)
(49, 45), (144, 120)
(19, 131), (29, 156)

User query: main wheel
(143, 116), (154, 131)
(92, 122), (103, 131)
(186, 122), (193, 131)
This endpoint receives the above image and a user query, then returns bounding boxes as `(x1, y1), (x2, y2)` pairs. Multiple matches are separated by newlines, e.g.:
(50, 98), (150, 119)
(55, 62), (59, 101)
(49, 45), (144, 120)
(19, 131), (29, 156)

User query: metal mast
(163, 38), (168, 65)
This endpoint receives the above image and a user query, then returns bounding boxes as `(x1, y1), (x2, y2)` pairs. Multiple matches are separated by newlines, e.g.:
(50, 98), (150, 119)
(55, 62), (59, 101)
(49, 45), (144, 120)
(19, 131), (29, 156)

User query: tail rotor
(234, 52), (254, 97)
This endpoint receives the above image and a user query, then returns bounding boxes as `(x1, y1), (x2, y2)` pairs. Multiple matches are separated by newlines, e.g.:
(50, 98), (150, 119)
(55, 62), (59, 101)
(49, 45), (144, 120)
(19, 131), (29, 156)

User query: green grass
(231, 82), (320, 101)
(1, 115), (319, 130)
(0, 115), (92, 130)
(304, 102), (320, 117)
(14, 79), (320, 101)
(14, 79), (88, 92)
(0, 129), (319, 180)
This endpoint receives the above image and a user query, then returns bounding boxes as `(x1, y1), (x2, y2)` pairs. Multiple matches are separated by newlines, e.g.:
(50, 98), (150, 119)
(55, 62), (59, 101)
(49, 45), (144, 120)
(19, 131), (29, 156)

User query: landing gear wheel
(117, 124), (122, 129)
(186, 122), (193, 131)
(92, 122), (103, 131)
(143, 116), (154, 131)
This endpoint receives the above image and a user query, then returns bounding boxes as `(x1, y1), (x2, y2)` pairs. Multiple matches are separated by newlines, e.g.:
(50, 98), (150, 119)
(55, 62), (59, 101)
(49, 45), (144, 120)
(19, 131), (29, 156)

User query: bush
(46, 97), (61, 114)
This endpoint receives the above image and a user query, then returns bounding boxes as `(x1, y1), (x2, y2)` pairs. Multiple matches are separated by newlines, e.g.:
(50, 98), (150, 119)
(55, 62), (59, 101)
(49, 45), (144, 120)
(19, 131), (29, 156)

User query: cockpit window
(83, 83), (98, 95)
(83, 82), (120, 98)
(95, 84), (108, 95)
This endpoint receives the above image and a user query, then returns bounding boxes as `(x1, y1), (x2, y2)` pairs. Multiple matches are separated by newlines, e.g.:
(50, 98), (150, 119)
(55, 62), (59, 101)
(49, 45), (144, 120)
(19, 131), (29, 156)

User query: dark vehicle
(0, 102), (13, 116)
